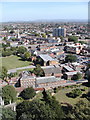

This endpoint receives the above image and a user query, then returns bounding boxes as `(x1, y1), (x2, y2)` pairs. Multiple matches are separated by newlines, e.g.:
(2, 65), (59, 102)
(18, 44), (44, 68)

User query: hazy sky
(0, 2), (88, 22)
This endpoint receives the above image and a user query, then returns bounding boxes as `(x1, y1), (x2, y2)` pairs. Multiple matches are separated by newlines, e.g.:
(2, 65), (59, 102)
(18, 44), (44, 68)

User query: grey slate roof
(39, 54), (54, 62)
(43, 66), (61, 74)
(36, 76), (59, 84)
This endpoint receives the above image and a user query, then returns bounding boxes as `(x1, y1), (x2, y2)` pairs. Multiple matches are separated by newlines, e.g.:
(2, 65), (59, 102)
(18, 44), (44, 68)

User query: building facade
(53, 27), (66, 37)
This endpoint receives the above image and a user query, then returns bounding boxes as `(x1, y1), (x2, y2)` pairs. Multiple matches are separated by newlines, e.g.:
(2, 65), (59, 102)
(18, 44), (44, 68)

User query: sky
(0, 2), (88, 22)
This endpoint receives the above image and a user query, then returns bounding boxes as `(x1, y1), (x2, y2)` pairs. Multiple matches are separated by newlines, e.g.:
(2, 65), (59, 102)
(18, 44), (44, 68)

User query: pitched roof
(36, 76), (59, 84)
(39, 54), (54, 62)
(63, 66), (74, 72)
(43, 66), (61, 74)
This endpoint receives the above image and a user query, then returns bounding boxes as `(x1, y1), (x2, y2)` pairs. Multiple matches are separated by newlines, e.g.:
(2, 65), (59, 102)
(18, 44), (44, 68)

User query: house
(39, 54), (59, 66)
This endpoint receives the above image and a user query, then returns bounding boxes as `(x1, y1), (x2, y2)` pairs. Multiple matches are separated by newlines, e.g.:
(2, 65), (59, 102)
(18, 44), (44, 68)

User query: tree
(17, 46), (27, 55)
(65, 54), (77, 63)
(1, 66), (8, 81)
(2, 107), (16, 120)
(42, 89), (64, 120)
(8, 72), (17, 79)
(2, 49), (12, 57)
(10, 30), (15, 34)
(23, 51), (31, 60)
(16, 100), (56, 120)
(72, 72), (82, 80)
(66, 89), (82, 98)
(85, 64), (90, 84)
(20, 87), (36, 100)
(2, 85), (17, 105)
(64, 100), (90, 120)
(41, 33), (46, 38)
(3, 37), (7, 41)
(60, 36), (64, 42)
(33, 64), (45, 77)
(68, 36), (78, 43)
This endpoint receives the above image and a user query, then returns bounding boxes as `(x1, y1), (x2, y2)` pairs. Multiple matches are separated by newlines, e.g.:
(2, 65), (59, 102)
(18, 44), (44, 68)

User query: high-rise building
(53, 27), (66, 37)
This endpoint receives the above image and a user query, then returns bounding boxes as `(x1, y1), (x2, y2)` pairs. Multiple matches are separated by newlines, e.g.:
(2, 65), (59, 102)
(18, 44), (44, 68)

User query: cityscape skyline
(0, 2), (88, 22)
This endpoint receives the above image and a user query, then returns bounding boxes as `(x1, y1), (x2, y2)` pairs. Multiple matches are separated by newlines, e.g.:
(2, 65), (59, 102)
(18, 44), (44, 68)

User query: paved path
(8, 65), (57, 73)
(8, 65), (35, 74)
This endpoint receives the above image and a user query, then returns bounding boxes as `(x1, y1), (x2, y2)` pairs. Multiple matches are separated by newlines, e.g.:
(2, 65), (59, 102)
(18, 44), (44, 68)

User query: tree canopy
(16, 90), (64, 120)
(65, 54), (77, 63)
(2, 85), (17, 105)
(68, 36), (78, 43)
(72, 72), (82, 80)
(17, 46), (27, 55)
(33, 64), (45, 77)
(20, 87), (36, 100)
(0, 66), (8, 81)
(23, 51), (31, 60)
(2, 108), (16, 120)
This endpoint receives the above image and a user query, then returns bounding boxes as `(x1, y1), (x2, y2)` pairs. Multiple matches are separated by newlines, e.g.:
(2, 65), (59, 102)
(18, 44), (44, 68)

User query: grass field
(1, 55), (31, 70)
(54, 85), (89, 105)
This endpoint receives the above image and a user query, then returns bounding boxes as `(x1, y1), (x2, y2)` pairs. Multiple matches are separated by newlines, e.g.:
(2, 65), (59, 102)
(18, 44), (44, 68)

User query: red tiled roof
(34, 88), (44, 91)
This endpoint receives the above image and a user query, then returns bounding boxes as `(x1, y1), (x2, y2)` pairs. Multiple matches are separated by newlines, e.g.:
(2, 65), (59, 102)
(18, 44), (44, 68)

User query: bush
(68, 36), (78, 43)
(20, 87), (36, 100)
(66, 89), (82, 98)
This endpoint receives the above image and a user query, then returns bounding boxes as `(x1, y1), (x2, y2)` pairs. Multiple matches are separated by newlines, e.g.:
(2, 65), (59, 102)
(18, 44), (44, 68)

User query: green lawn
(54, 85), (89, 105)
(1, 55), (31, 70)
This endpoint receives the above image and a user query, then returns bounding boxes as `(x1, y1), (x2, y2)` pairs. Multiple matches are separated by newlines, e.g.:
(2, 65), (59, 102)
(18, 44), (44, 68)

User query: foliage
(33, 64), (45, 77)
(41, 33), (46, 38)
(2, 107), (16, 120)
(68, 36), (78, 43)
(23, 51), (31, 60)
(8, 72), (17, 79)
(16, 90), (64, 120)
(60, 36), (64, 42)
(65, 54), (77, 62)
(42, 89), (64, 120)
(2, 49), (12, 57)
(64, 100), (90, 120)
(34, 57), (44, 66)
(16, 100), (57, 120)
(10, 30), (15, 34)
(72, 72), (82, 80)
(2, 85), (17, 105)
(20, 87), (36, 100)
(17, 46), (27, 55)
(0, 66), (8, 81)
(66, 89), (82, 98)
(79, 41), (86, 45)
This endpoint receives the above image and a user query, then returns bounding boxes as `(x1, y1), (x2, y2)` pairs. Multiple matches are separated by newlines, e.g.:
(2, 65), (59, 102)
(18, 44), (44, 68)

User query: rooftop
(39, 54), (54, 62)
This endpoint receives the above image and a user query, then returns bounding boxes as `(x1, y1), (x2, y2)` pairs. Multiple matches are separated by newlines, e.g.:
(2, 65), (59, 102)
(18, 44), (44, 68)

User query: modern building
(53, 27), (66, 37)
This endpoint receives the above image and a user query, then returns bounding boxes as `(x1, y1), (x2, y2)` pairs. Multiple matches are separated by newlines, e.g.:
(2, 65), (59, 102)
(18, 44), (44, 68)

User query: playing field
(1, 55), (31, 70)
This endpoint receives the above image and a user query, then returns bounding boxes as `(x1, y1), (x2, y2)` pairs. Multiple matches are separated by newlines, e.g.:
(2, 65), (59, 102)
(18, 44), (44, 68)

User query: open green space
(1, 55), (31, 70)
(54, 85), (89, 105)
